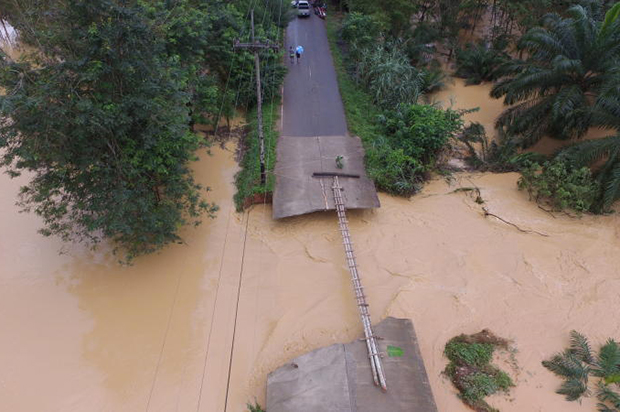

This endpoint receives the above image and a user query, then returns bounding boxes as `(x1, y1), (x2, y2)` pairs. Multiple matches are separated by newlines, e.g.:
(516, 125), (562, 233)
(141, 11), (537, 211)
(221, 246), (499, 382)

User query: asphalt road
(282, 14), (347, 137)
(273, 13), (379, 219)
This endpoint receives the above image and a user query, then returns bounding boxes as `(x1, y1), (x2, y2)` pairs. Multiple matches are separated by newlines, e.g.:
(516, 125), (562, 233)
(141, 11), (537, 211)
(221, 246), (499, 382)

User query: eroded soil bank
(1, 140), (618, 411)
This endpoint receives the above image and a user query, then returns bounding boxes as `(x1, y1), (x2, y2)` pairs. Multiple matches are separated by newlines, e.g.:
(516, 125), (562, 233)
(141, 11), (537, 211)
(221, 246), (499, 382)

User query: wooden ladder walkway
(331, 176), (387, 391)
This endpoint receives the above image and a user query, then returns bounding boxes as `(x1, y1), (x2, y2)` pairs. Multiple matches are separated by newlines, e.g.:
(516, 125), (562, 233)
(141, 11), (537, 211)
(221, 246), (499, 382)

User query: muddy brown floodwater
(431, 77), (504, 140)
(1, 139), (620, 412)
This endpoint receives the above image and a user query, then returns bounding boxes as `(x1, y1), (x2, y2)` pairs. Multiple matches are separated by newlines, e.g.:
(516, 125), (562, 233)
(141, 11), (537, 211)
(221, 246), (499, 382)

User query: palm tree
(543, 331), (620, 410)
(490, 4), (620, 147)
(455, 41), (508, 85)
(557, 79), (620, 211)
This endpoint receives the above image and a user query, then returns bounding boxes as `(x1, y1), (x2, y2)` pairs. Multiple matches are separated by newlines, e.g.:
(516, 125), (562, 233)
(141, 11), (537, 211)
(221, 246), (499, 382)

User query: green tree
(491, 3), (620, 147)
(455, 41), (509, 85)
(545, 64), (620, 211)
(0, 0), (218, 261)
(346, 0), (416, 36)
(367, 104), (464, 195)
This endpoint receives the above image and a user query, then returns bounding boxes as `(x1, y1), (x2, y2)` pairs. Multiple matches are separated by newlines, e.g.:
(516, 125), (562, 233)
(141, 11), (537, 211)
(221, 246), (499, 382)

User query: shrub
(382, 104), (463, 164)
(445, 341), (494, 368)
(518, 160), (600, 213)
(340, 12), (382, 59)
(419, 66), (448, 94)
(357, 45), (422, 108)
(459, 124), (547, 172)
(444, 330), (514, 412)
(366, 142), (423, 195)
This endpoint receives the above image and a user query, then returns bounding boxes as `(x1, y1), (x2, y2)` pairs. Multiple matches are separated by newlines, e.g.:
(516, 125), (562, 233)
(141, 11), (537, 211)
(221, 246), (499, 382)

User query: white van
(297, 1), (311, 17)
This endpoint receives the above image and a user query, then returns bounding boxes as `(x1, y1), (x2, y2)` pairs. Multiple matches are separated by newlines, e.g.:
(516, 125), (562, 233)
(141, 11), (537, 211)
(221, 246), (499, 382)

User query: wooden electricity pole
(234, 9), (279, 185)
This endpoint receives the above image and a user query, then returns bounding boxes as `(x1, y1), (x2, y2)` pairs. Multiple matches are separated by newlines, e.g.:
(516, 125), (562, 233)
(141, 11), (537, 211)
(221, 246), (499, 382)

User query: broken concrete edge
(272, 203), (379, 220)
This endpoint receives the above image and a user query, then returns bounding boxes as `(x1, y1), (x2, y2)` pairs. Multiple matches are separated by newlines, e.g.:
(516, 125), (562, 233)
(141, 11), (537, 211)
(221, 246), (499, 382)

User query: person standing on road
(295, 45), (304, 63)
(289, 46), (295, 64)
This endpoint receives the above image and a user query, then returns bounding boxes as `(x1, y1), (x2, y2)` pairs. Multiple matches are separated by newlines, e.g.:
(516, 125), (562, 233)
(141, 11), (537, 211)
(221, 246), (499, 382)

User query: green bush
(445, 341), (495, 368)
(340, 12), (381, 55)
(358, 46), (423, 107)
(444, 331), (514, 412)
(518, 160), (600, 213)
(366, 143), (423, 195)
(461, 372), (501, 404)
(328, 15), (461, 197)
(459, 124), (547, 171)
(382, 104), (463, 164)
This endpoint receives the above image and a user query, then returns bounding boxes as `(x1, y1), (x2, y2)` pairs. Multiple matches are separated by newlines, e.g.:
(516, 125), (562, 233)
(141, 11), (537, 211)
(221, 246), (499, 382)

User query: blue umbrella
(296, 45), (304, 54)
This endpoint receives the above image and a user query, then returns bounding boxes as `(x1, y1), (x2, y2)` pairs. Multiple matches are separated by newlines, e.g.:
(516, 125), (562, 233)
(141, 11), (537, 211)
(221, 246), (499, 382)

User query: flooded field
(2, 137), (619, 411)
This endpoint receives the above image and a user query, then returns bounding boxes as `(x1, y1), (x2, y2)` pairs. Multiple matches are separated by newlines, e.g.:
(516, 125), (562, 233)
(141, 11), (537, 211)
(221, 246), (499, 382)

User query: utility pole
(234, 9), (279, 185)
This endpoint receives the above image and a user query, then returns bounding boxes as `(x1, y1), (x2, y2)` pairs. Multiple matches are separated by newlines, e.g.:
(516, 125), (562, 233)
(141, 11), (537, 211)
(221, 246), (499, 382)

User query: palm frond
(558, 135), (620, 168)
(569, 331), (596, 365)
(601, 2), (620, 36)
(551, 85), (585, 120)
(490, 4), (617, 142)
(543, 350), (590, 383)
(597, 381), (620, 411)
(594, 339), (620, 380)
(557, 377), (589, 401)
(602, 161), (620, 210)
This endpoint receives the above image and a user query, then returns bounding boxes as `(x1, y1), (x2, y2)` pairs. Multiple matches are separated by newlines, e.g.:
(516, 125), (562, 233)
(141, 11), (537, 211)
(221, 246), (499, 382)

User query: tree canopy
(0, 0), (287, 261)
(491, 4), (620, 147)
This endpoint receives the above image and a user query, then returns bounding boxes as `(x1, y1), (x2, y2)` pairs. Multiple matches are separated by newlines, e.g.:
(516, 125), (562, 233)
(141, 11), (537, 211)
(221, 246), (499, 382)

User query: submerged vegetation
(444, 330), (514, 412)
(519, 161), (600, 213)
(543, 331), (620, 410)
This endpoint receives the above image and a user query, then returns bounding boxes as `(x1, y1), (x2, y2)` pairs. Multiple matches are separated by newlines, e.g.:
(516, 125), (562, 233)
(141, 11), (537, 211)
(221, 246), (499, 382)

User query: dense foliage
(491, 4), (620, 147)
(328, 15), (464, 196)
(0, 0), (287, 260)
(518, 161), (600, 212)
(368, 105), (462, 195)
(543, 331), (620, 410)
(334, 0), (620, 211)
(234, 99), (280, 211)
(455, 41), (508, 85)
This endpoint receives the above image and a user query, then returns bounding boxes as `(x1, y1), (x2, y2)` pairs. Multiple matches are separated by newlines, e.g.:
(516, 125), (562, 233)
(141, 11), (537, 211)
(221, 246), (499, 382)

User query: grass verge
(234, 97), (280, 212)
(325, 14), (383, 147)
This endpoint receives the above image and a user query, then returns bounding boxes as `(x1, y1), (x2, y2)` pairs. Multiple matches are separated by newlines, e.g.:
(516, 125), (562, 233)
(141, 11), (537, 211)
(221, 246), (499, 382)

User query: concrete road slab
(266, 317), (438, 412)
(273, 16), (379, 219)
(273, 135), (379, 219)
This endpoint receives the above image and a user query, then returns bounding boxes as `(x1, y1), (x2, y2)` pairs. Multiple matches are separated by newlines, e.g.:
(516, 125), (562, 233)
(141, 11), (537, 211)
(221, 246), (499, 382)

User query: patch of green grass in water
(444, 333), (514, 412)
